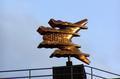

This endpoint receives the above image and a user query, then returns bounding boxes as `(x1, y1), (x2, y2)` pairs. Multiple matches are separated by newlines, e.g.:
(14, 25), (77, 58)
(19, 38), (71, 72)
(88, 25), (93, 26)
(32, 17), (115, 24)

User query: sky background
(0, 0), (120, 78)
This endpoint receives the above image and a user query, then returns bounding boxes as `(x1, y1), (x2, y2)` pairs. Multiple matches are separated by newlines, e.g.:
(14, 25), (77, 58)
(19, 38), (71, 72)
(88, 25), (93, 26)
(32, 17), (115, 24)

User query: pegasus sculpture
(37, 18), (90, 64)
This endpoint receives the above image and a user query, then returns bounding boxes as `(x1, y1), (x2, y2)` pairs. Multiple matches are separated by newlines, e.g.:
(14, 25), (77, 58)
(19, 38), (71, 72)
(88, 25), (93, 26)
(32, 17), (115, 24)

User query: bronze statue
(37, 19), (90, 64)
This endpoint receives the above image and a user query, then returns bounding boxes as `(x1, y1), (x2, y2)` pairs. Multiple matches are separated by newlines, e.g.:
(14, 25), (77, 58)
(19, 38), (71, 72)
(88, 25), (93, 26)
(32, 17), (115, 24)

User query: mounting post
(66, 56), (73, 66)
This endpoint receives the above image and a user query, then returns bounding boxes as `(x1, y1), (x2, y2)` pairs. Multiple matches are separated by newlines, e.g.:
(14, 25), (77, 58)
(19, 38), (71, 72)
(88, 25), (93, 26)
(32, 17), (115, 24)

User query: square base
(53, 64), (86, 79)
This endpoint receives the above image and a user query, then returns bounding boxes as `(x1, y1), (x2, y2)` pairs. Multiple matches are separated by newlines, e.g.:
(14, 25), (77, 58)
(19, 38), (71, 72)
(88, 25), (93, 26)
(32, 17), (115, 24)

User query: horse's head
(65, 19), (88, 34)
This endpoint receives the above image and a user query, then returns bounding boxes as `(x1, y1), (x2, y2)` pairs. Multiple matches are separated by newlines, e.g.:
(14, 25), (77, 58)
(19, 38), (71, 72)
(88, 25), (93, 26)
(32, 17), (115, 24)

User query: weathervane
(37, 18), (90, 65)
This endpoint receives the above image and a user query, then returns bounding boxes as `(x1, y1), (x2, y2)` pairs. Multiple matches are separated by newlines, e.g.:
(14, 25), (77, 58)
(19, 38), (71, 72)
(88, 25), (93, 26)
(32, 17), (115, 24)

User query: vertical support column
(66, 56), (72, 66)
(29, 70), (31, 79)
(91, 67), (93, 79)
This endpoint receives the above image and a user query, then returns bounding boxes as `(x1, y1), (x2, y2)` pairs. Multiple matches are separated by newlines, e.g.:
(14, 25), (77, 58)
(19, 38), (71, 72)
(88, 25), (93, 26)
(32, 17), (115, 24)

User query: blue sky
(0, 0), (120, 77)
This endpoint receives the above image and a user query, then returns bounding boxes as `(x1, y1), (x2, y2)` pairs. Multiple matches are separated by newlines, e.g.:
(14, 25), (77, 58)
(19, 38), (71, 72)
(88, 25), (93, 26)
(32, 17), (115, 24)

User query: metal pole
(66, 56), (72, 66)
(29, 70), (31, 79)
(68, 56), (71, 62)
(91, 67), (93, 79)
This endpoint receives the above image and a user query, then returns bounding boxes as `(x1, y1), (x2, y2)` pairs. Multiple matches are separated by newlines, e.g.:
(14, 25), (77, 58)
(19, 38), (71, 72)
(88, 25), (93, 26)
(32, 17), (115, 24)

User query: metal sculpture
(37, 18), (90, 64)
